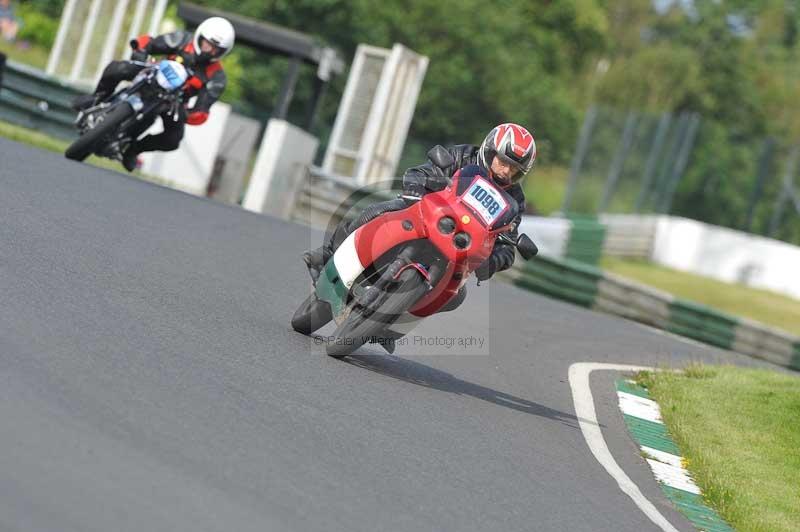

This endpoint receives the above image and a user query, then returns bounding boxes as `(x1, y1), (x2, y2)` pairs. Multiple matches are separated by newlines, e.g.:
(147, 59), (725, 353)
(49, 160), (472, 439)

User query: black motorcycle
(65, 59), (191, 162)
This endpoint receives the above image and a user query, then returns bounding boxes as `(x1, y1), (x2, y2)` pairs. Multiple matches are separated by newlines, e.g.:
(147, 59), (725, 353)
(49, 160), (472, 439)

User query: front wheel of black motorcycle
(326, 268), (428, 359)
(291, 293), (333, 335)
(65, 103), (134, 162)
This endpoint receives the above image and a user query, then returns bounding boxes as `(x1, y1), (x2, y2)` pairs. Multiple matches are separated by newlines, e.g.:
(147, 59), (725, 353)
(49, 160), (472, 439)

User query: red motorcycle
(291, 165), (538, 358)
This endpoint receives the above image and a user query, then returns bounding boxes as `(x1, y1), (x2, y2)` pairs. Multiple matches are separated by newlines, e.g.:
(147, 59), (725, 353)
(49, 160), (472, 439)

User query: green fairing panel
(315, 260), (348, 319)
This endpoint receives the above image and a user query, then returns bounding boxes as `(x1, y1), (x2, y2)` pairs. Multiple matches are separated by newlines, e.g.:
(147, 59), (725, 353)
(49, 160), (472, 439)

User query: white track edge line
(568, 362), (681, 532)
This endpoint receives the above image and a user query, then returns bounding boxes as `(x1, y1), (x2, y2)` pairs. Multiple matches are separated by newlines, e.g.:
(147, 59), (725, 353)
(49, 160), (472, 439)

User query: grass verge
(601, 256), (800, 336)
(0, 39), (50, 70)
(636, 364), (800, 532)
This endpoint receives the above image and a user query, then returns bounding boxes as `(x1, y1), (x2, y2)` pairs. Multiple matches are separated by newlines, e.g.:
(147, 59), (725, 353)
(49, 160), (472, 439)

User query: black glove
(475, 259), (495, 282)
(403, 173), (426, 198)
(425, 173), (449, 192)
(403, 182), (424, 199)
(129, 39), (148, 61)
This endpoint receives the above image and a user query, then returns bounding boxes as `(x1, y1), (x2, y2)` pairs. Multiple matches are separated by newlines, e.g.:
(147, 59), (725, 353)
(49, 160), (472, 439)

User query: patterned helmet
(477, 123), (537, 185)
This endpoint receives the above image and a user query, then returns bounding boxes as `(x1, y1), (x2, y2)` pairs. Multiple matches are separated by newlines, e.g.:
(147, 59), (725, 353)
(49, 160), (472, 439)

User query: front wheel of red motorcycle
(326, 268), (428, 359)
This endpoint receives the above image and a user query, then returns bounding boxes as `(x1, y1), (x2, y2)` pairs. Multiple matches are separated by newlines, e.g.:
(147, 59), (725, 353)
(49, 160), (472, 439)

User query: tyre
(291, 293), (333, 335)
(65, 103), (134, 162)
(326, 268), (427, 359)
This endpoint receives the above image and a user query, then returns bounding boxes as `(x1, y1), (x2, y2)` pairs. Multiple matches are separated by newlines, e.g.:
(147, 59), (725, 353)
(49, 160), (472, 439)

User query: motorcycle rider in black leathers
(72, 17), (234, 171)
(303, 123), (537, 313)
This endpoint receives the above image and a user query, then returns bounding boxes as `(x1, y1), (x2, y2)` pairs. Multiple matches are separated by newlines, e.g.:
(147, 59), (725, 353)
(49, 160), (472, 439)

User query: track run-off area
(0, 137), (778, 531)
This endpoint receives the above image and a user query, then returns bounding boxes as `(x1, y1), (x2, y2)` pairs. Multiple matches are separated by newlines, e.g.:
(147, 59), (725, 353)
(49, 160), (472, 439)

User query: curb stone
(616, 379), (734, 532)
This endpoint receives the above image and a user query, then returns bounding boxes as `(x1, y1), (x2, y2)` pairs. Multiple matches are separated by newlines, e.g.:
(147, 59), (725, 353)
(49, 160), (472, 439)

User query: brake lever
(400, 194), (422, 202)
(498, 233), (517, 246)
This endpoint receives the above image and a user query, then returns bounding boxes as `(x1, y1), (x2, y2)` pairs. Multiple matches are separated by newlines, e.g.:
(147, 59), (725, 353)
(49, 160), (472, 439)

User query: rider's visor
(199, 37), (226, 58)
(493, 152), (524, 184)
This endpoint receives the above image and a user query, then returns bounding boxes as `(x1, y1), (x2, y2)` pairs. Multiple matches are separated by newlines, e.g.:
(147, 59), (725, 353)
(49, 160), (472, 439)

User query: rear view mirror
(427, 145), (456, 170)
(516, 234), (538, 261)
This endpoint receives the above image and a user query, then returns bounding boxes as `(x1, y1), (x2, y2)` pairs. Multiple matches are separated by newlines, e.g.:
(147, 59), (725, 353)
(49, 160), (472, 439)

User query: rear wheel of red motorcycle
(291, 293), (333, 335)
(326, 268), (427, 359)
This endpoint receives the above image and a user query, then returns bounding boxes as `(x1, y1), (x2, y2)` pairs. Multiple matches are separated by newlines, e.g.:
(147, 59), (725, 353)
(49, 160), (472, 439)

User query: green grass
(524, 164), (568, 215)
(0, 39), (50, 70)
(636, 365), (800, 532)
(601, 257), (800, 336)
(0, 119), (174, 186)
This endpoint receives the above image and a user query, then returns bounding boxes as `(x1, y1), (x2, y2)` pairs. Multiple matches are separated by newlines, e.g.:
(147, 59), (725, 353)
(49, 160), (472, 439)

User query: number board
(159, 61), (185, 89)
(461, 178), (509, 226)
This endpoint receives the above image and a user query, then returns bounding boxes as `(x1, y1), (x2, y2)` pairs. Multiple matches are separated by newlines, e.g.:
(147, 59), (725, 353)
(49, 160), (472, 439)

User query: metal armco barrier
(0, 60), (86, 140)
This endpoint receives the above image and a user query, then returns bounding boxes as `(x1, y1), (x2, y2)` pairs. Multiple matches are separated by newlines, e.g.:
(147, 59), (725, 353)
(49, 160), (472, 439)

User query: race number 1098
(463, 179), (507, 225)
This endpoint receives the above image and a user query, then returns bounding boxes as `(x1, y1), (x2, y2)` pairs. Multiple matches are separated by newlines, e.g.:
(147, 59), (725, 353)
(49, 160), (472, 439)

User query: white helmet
(193, 17), (235, 62)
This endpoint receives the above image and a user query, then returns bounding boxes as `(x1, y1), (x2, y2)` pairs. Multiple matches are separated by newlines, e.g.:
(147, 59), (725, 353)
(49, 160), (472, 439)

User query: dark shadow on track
(345, 353), (591, 428)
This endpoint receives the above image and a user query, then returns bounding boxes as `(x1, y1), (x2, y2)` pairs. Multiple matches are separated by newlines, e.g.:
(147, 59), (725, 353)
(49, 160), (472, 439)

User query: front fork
(355, 246), (435, 310)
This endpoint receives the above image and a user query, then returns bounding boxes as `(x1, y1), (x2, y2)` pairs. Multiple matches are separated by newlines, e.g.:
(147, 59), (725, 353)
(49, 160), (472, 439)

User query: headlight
(453, 232), (471, 250)
(438, 216), (456, 234)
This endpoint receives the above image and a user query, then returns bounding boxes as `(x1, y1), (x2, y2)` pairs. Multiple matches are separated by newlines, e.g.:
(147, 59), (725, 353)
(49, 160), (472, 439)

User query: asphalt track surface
(0, 137), (779, 532)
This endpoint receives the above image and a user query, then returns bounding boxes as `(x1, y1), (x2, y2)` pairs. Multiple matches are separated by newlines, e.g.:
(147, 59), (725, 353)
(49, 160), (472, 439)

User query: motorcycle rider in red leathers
(303, 123), (537, 313)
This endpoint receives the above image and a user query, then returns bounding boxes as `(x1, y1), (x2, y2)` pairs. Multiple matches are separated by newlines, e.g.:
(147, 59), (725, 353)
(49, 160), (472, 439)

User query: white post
(321, 45), (371, 174)
(46, 0), (80, 75)
(147, 0), (169, 36)
(69, 0), (104, 83)
(94, 0), (130, 83)
(126, 0), (150, 44)
(244, 119), (319, 216)
(381, 51), (428, 180)
(355, 45), (402, 184)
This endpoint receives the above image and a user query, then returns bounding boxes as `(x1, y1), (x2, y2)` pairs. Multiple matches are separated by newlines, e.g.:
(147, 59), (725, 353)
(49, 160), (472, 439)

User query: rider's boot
(71, 92), (104, 111)
(73, 70), (121, 111)
(121, 143), (141, 172)
(71, 84), (113, 111)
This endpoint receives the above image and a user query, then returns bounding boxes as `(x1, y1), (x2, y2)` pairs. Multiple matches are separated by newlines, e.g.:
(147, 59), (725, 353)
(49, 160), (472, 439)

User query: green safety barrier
(565, 216), (607, 265)
(501, 251), (799, 370)
(0, 60), (86, 140)
(668, 299), (738, 350)
(512, 254), (602, 308)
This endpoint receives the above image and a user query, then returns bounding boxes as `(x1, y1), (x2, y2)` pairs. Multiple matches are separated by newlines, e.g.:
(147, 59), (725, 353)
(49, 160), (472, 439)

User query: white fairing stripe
(333, 232), (365, 289)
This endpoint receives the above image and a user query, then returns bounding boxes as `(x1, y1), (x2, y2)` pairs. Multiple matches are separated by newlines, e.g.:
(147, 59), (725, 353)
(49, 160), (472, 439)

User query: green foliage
(16, 3), (59, 48)
(17, 0), (64, 19)
(188, 0), (608, 165)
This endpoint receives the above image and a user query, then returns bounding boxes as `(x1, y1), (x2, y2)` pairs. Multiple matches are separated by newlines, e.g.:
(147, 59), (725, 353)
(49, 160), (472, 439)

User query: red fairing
(354, 204), (427, 266)
(352, 173), (514, 317)
(186, 111), (209, 125)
